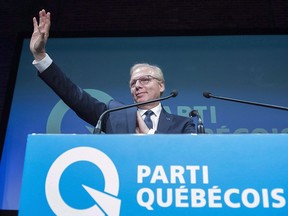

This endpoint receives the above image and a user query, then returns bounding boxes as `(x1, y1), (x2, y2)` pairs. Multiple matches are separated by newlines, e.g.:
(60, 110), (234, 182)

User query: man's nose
(135, 79), (143, 87)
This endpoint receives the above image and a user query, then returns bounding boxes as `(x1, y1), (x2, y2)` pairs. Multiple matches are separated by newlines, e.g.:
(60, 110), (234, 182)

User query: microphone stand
(93, 90), (178, 134)
(189, 110), (205, 134)
(203, 91), (288, 111)
(197, 121), (205, 134)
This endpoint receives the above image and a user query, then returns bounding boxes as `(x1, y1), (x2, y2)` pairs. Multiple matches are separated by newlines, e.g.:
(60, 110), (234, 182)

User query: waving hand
(30, 9), (51, 61)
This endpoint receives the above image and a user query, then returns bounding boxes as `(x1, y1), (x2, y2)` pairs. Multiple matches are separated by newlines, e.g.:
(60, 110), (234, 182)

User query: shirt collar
(138, 103), (162, 117)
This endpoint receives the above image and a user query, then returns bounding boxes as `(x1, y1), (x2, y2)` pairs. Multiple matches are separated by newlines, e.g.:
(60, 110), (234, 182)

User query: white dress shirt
(138, 103), (162, 134)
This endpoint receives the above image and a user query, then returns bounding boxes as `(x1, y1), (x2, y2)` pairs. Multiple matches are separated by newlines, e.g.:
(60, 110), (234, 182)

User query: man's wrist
(32, 53), (52, 72)
(33, 52), (46, 62)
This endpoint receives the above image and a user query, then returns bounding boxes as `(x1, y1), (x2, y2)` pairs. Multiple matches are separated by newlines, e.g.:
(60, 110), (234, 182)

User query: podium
(19, 134), (288, 215)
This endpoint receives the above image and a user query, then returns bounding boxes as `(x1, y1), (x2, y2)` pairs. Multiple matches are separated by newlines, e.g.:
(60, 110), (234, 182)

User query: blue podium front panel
(19, 134), (288, 215)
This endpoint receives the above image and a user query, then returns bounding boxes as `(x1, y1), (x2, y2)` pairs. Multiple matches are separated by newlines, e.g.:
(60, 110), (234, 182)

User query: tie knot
(145, 110), (154, 117)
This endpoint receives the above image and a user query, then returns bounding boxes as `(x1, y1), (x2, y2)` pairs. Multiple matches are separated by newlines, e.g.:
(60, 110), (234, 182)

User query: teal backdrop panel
(1, 35), (288, 210)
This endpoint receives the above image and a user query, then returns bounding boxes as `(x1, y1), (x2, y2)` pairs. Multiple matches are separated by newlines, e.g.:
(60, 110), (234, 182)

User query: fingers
(35, 9), (51, 30)
(32, 9), (51, 40)
(136, 111), (143, 125)
(44, 12), (51, 33)
(39, 9), (47, 24)
(136, 111), (149, 134)
(135, 127), (140, 134)
(30, 9), (50, 60)
(32, 17), (38, 31)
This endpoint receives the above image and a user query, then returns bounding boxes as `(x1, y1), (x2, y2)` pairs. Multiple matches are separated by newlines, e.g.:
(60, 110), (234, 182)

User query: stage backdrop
(1, 35), (288, 210)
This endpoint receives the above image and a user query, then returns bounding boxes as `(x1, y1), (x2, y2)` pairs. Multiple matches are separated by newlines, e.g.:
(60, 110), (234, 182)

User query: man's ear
(159, 82), (165, 94)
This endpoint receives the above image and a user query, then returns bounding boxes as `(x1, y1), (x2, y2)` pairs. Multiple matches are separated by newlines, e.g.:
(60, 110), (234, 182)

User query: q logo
(45, 146), (121, 216)
(46, 89), (113, 134)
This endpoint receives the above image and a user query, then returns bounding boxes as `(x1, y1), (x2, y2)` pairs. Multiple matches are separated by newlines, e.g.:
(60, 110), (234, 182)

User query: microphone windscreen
(203, 91), (212, 98)
(171, 90), (178, 97)
(189, 110), (198, 117)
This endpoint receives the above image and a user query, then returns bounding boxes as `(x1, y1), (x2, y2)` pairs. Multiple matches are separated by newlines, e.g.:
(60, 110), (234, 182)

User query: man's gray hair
(130, 63), (165, 82)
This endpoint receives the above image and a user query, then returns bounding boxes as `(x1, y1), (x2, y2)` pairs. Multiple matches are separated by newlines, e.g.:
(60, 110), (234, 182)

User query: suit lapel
(157, 109), (173, 133)
(125, 107), (173, 133)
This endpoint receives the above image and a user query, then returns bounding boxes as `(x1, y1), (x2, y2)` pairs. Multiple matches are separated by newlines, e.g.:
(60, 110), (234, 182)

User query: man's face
(129, 66), (165, 104)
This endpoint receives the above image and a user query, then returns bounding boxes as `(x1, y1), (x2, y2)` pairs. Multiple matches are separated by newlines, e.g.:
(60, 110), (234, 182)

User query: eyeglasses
(129, 75), (160, 88)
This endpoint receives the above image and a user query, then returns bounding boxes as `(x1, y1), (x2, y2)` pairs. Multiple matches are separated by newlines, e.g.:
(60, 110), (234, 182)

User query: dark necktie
(144, 110), (154, 129)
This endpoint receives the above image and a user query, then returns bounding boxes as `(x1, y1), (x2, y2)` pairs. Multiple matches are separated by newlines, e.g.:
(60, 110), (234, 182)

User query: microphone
(203, 91), (288, 111)
(93, 90), (178, 134)
(189, 110), (205, 134)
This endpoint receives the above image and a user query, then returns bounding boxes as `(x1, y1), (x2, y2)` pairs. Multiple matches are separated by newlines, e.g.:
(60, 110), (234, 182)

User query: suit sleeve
(38, 62), (107, 127)
(156, 110), (196, 134)
(182, 118), (196, 134)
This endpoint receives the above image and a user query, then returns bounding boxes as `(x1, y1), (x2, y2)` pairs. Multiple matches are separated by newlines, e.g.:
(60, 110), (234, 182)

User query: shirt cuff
(32, 53), (53, 73)
(147, 129), (156, 134)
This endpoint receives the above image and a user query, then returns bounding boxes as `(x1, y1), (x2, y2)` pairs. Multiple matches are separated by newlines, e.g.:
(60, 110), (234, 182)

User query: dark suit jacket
(39, 62), (195, 134)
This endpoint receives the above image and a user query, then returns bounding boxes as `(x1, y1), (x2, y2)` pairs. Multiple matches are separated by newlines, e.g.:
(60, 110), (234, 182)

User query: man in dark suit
(30, 9), (195, 134)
